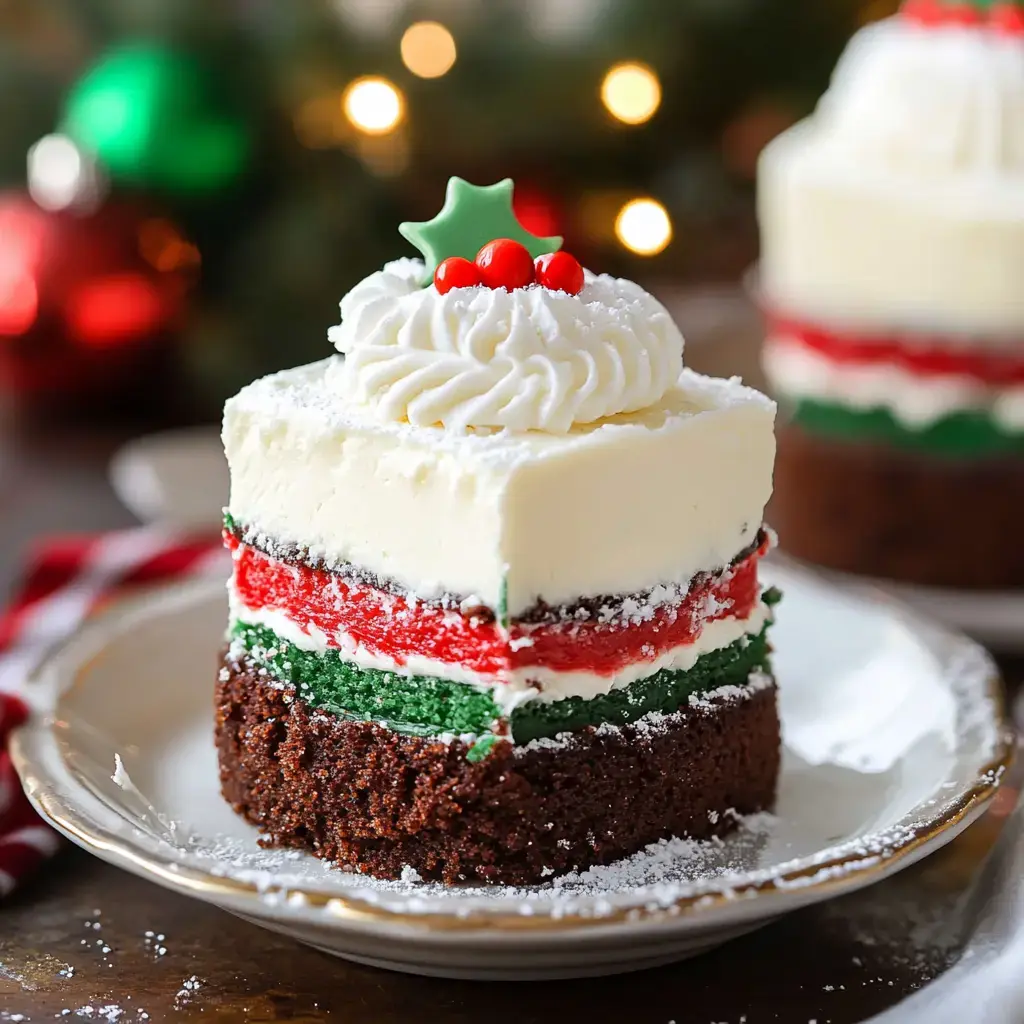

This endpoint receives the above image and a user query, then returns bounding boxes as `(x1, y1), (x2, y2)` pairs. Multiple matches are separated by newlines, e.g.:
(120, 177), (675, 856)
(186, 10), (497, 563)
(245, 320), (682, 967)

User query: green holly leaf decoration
(399, 178), (562, 277)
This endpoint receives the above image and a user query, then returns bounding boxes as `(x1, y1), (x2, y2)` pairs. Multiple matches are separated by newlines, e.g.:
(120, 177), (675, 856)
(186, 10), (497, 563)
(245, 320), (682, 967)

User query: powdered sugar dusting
(517, 671), (775, 753)
(164, 809), (782, 919)
(138, 740), (1003, 924)
(173, 977), (204, 1012)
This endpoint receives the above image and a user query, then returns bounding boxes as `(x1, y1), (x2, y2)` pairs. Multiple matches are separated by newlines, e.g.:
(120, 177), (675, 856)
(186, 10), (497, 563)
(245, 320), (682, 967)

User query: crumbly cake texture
(218, 177), (781, 884)
(219, 379), (779, 876)
(216, 658), (781, 885)
(224, 517), (770, 689)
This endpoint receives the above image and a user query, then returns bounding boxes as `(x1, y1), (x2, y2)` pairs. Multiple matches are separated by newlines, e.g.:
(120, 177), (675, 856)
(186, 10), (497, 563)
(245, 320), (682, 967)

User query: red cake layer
(226, 531), (768, 679)
(766, 311), (1024, 385)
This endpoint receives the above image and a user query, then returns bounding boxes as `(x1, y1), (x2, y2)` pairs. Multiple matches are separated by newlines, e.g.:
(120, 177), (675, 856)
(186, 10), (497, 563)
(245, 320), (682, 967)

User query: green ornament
(61, 43), (249, 195)
(399, 177), (562, 277)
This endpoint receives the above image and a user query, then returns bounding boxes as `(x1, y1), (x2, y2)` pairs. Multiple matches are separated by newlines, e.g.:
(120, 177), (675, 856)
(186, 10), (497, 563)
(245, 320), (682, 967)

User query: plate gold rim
(9, 576), (1018, 935)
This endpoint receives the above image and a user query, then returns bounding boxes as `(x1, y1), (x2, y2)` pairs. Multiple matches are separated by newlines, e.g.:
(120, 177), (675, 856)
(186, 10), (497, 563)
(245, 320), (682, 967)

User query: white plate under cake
(10, 560), (1012, 979)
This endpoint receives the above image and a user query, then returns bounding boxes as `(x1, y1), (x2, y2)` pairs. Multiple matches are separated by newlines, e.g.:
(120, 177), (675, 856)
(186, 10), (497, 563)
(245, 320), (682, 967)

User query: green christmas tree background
(0, 0), (885, 416)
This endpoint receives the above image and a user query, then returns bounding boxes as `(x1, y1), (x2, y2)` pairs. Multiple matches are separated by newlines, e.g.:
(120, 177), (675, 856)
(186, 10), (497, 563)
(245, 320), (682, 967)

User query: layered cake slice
(217, 177), (780, 885)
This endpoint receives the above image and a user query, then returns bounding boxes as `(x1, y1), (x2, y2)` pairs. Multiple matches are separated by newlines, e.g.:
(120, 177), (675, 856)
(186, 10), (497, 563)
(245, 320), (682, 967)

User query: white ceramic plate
(109, 427), (228, 531)
(11, 562), (1014, 980)
(776, 558), (1024, 654)
(866, 577), (1024, 655)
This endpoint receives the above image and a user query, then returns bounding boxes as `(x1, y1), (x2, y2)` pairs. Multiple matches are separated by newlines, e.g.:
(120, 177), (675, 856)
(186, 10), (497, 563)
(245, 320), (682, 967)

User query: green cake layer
(229, 612), (774, 747)
(791, 398), (1024, 458)
(232, 623), (501, 736)
(510, 624), (771, 743)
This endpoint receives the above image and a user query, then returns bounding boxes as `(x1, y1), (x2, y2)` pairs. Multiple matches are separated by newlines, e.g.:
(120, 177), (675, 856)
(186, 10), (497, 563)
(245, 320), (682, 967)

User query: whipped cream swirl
(816, 19), (1024, 177)
(327, 258), (684, 433)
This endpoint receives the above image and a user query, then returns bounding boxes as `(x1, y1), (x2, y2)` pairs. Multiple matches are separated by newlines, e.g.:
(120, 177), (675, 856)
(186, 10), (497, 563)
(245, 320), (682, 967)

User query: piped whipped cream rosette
(218, 177), (781, 885)
(327, 257), (684, 434)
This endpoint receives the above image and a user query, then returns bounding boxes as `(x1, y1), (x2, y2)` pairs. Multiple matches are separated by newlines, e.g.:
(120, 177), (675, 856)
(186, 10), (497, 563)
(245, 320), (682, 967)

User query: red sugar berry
(534, 251), (585, 296)
(434, 256), (482, 294)
(901, 0), (944, 25)
(944, 2), (985, 26)
(475, 238), (535, 291)
(990, 2), (1024, 34)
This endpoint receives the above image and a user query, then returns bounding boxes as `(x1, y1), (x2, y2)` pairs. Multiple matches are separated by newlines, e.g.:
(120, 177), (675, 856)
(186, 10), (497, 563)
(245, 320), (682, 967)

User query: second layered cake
(758, 2), (1024, 589)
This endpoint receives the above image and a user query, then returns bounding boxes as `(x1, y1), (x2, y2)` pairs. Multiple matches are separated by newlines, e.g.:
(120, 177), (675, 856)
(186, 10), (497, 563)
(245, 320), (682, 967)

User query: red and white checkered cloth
(0, 529), (225, 897)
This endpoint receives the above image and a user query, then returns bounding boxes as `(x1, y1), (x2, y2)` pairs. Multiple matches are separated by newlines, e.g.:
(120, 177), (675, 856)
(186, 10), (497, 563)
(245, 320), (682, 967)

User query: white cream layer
(228, 582), (771, 716)
(764, 336), (1024, 432)
(223, 359), (776, 615)
(758, 18), (1024, 338)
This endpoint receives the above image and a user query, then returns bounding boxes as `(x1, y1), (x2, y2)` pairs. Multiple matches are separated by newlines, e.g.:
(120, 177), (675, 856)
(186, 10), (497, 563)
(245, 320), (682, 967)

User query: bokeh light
(333, 0), (405, 37)
(615, 198), (672, 255)
(401, 22), (457, 79)
(513, 184), (561, 239)
(600, 62), (662, 125)
(27, 134), (104, 213)
(0, 273), (38, 336)
(0, 201), (45, 336)
(138, 218), (201, 274)
(67, 274), (168, 348)
(343, 76), (405, 135)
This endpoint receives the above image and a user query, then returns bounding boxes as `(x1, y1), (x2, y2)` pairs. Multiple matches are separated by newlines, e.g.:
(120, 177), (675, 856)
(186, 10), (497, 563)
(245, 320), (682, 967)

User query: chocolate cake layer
(216, 657), (781, 885)
(772, 422), (1024, 589)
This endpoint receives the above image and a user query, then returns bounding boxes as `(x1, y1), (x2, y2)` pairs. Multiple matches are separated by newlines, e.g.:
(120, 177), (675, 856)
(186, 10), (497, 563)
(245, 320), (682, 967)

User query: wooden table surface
(1, 308), (1022, 1023)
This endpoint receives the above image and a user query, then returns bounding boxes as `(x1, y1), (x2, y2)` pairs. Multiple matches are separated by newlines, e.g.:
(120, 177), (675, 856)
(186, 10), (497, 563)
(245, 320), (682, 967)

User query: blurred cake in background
(757, 0), (1024, 590)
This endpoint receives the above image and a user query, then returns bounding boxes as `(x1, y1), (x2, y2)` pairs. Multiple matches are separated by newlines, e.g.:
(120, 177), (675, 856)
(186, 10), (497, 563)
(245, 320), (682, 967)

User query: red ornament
(534, 251), (585, 296)
(990, 2), (1024, 33)
(434, 256), (482, 294)
(901, 0), (945, 25)
(475, 239), (535, 291)
(0, 192), (197, 407)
